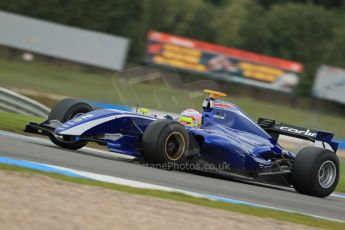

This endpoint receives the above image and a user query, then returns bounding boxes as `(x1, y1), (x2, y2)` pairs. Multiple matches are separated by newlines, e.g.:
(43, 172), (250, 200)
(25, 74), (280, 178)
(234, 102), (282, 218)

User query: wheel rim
(164, 132), (185, 161)
(318, 160), (337, 189)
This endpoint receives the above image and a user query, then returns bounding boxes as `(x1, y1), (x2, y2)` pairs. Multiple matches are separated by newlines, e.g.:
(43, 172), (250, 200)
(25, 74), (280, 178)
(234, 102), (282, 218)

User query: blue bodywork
(52, 97), (335, 175)
(186, 99), (294, 173)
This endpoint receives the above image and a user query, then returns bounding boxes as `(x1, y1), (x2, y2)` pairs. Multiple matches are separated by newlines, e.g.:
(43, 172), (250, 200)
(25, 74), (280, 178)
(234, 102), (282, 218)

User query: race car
(24, 89), (340, 197)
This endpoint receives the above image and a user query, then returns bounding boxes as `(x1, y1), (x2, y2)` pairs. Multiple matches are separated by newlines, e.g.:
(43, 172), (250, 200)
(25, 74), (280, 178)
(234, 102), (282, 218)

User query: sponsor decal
(213, 102), (233, 109)
(279, 126), (316, 137)
(213, 113), (226, 120)
(73, 114), (94, 122)
(202, 99), (211, 108)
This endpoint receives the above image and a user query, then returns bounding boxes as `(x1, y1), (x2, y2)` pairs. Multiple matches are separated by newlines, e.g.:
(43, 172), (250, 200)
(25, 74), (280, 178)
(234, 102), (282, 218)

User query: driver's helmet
(178, 109), (202, 128)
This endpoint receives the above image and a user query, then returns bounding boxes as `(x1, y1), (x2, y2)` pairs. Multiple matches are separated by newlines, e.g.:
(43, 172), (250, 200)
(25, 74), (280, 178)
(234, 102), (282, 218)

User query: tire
(48, 98), (93, 150)
(141, 120), (189, 168)
(292, 146), (339, 197)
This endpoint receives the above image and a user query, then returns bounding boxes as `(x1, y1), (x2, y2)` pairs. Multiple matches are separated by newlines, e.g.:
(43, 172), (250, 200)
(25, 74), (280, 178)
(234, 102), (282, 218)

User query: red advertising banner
(145, 31), (304, 92)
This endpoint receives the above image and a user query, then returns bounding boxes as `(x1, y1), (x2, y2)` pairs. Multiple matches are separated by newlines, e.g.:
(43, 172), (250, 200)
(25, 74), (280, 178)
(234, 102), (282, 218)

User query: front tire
(48, 98), (93, 150)
(141, 120), (189, 169)
(292, 146), (339, 197)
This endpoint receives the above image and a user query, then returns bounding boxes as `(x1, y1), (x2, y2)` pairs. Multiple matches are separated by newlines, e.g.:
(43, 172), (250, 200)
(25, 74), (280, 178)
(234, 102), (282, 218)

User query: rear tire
(48, 98), (93, 150)
(141, 120), (189, 169)
(292, 146), (339, 197)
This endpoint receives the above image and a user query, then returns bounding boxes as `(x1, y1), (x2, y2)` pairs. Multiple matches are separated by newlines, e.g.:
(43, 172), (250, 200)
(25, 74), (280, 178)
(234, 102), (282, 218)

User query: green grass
(0, 112), (44, 133)
(0, 163), (344, 230)
(339, 161), (345, 193)
(1, 58), (345, 138)
(0, 59), (115, 101)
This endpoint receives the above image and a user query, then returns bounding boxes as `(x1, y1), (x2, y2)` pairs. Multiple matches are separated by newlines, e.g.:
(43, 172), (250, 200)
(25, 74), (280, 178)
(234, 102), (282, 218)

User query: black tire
(292, 146), (339, 197)
(48, 98), (93, 150)
(141, 120), (189, 168)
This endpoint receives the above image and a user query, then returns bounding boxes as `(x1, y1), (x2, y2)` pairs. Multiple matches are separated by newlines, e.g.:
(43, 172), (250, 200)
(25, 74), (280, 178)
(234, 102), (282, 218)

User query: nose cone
(54, 109), (124, 134)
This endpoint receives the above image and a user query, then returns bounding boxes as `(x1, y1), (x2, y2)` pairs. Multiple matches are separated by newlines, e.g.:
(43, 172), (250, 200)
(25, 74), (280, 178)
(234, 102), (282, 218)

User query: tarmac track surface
(0, 131), (344, 221)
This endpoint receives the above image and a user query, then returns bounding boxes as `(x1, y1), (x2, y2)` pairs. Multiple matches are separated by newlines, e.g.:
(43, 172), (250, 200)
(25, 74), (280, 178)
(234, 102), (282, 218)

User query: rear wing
(258, 118), (339, 152)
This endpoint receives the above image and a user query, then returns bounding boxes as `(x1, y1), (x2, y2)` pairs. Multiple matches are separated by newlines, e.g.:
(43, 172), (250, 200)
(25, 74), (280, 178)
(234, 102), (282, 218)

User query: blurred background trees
(0, 0), (344, 95)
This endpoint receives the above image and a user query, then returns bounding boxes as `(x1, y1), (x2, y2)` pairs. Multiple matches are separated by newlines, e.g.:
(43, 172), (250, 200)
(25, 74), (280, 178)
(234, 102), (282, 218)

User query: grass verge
(0, 111), (44, 133)
(0, 163), (344, 230)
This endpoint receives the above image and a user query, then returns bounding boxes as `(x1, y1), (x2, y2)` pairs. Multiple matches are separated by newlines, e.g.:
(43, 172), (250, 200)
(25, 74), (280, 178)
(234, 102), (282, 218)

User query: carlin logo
(279, 126), (316, 137)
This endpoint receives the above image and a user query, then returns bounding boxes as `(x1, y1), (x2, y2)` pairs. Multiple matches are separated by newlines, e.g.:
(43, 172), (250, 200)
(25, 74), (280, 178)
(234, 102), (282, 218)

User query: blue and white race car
(25, 90), (340, 197)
